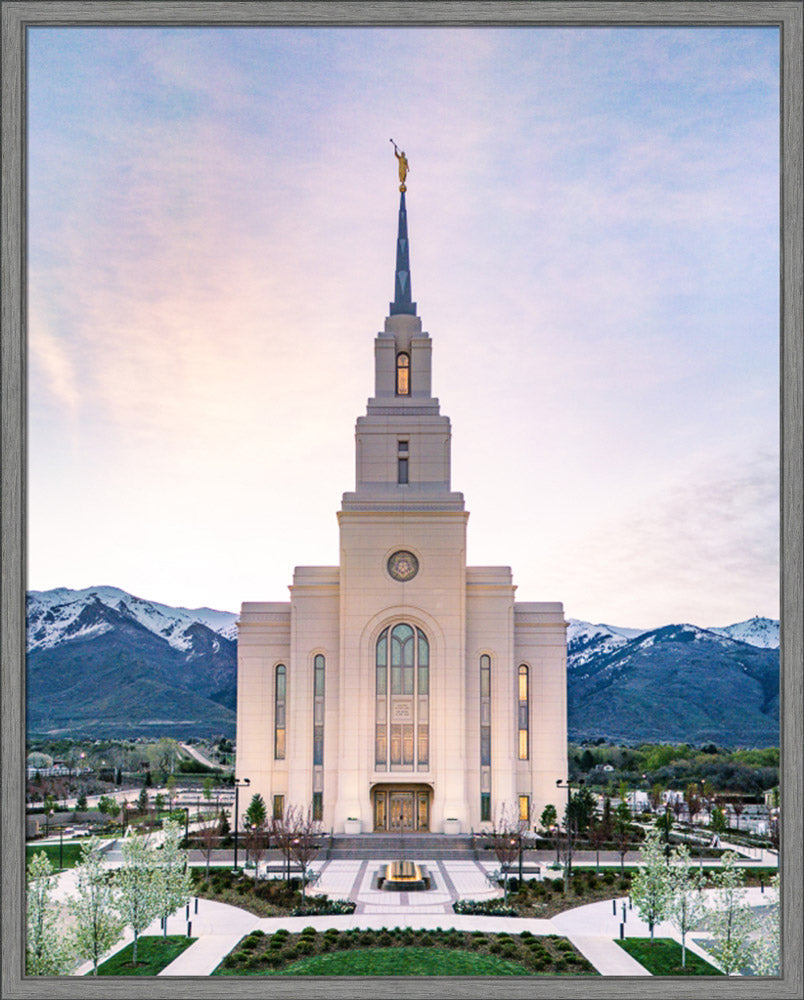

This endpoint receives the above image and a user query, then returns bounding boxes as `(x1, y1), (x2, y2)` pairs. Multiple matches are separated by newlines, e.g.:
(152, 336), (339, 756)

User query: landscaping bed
(213, 927), (598, 976)
(190, 867), (355, 917)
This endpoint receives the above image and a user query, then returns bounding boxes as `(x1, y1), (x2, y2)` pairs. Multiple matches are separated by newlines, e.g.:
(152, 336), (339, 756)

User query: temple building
(236, 165), (567, 834)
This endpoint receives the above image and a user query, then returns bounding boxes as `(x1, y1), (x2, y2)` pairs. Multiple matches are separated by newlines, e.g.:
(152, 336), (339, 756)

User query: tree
(98, 795), (121, 829)
(613, 801), (633, 874)
(539, 804), (559, 863)
(285, 804), (322, 904)
(731, 798), (745, 831)
(707, 851), (756, 975)
(711, 806), (728, 836)
(115, 831), (159, 966)
(154, 792), (165, 814)
(68, 839), (122, 975)
(153, 820), (193, 937)
(148, 737), (180, 781)
(198, 815), (220, 883)
(684, 783), (701, 824)
(568, 786), (597, 837)
(26, 851), (74, 975)
(588, 819), (608, 873)
(485, 803), (525, 903)
(700, 780), (716, 823)
(245, 792), (267, 831)
(631, 826), (672, 943)
(165, 774), (176, 812)
(42, 793), (56, 837)
(665, 843), (707, 968)
(648, 783), (664, 813)
(137, 787), (149, 813)
(75, 791), (88, 813)
(751, 872), (780, 976)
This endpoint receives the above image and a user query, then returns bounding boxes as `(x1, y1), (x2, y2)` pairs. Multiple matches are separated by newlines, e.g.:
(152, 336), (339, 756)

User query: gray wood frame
(2, 3), (801, 998)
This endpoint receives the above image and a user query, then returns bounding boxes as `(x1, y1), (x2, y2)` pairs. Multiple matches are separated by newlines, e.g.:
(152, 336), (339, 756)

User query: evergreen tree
(707, 851), (756, 974)
(68, 839), (122, 975)
(245, 793), (267, 830)
(75, 791), (88, 812)
(665, 843), (707, 967)
(26, 852), (74, 975)
(630, 826), (672, 942)
(115, 832), (159, 965)
(137, 787), (149, 813)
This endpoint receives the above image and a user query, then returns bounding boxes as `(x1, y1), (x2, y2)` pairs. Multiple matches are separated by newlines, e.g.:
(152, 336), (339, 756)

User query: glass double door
(373, 787), (429, 831)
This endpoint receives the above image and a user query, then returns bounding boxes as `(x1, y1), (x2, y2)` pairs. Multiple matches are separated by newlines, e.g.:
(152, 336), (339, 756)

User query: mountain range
(26, 586), (779, 746)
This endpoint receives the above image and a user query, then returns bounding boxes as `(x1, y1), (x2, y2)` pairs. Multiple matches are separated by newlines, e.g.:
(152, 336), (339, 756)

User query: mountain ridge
(25, 587), (779, 745)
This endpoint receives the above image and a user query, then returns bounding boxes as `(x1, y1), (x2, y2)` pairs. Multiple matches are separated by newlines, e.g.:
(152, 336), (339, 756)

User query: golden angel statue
(390, 139), (409, 191)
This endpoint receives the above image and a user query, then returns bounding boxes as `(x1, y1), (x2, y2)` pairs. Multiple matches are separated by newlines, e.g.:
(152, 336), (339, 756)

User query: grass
(267, 946), (533, 976)
(616, 938), (723, 976)
(92, 935), (196, 976)
(26, 842), (86, 870)
(213, 928), (597, 976)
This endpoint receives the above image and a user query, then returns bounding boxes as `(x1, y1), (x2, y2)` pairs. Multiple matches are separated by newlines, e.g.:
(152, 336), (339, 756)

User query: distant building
(237, 181), (567, 834)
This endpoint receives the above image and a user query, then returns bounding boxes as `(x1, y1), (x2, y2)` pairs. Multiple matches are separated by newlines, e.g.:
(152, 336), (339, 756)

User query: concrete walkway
(56, 853), (775, 978)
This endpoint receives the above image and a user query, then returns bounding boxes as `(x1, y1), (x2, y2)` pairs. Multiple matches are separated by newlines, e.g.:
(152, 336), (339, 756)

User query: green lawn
(26, 842), (86, 870)
(616, 938), (723, 976)
(92, 935), (196, 976)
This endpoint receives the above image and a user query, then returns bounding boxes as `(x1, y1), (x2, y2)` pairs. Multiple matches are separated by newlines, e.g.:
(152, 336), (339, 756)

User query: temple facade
(236, 182), (567, 835)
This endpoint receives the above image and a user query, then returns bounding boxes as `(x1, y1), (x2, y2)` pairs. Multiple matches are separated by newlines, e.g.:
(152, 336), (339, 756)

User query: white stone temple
(236, 176), (567, 835)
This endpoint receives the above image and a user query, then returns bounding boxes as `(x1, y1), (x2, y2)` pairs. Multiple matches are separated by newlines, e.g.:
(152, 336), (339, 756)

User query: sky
(27, 26), (780, 630)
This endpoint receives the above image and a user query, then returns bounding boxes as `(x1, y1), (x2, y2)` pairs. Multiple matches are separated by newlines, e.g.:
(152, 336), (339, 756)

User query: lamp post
(59, 825), (63, 871)
(233, 777), (250, 871)
(556, 778), (584, 891)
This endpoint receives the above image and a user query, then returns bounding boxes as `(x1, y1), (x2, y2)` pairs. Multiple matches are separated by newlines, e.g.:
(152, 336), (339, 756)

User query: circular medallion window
(387, 550), (419, 582)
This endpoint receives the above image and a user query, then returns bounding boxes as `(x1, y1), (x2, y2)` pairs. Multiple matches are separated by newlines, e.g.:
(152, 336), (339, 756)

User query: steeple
(390, 191), (416, 316)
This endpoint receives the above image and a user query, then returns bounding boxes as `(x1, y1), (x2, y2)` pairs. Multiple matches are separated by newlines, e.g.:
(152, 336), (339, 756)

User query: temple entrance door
(389, 791), (415, 830)
(373, 786), (431, 831)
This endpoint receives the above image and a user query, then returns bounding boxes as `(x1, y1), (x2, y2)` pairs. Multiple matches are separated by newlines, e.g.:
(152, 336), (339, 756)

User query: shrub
(296, 941), (314, 955)
(264, 952), (283, 967)
(336, 936), (351, 949)
(282, 947), (298, 962)
(378, 931), (393, 945)
(519, 930), (533, 939)
(617, 878), (630, 891)
(301, 926), (317, 937)
(603, 871), (615, 885)
(552, 878), (565, 892)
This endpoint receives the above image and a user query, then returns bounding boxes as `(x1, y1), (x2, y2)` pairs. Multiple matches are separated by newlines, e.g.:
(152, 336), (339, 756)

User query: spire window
(396, 352), (410, 395)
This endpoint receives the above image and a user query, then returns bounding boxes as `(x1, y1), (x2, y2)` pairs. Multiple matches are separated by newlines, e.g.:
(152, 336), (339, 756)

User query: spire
(390, 190), (417, 316)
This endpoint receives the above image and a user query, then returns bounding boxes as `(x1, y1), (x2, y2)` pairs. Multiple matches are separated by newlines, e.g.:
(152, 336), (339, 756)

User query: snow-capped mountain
(26, 586), (238, 653)
(707, 616), (780, 649)
(24, 587), (779, 744)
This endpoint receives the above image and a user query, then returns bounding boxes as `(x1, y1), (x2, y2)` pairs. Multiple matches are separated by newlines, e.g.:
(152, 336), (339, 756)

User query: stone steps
(326, 833), (477, 861)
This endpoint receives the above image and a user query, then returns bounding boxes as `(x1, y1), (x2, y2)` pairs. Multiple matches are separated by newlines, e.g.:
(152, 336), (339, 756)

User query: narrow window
(273, 794), (284, 820)
(480, 793), (491, 823)
(480, 654), (492, 805)
(519, 795), (531, 823)
(480, 726), (491, 766)
(518, 664), (529, 760)
(312, 792), (323, 821)
(397, 456), (409, 484)
(274, 664), (286, 760)
(396, 352), (410, 395)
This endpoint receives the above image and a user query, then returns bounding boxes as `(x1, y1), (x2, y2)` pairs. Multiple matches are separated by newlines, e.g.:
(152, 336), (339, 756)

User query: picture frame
(2, 2), (801, 998)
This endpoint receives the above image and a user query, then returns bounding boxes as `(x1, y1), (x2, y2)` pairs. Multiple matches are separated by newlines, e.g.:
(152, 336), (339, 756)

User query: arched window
(274, 664), (286, 760)
(396, 352), (410, 395)
(518, 664), (529, 760)
(376, 623), (429, 770)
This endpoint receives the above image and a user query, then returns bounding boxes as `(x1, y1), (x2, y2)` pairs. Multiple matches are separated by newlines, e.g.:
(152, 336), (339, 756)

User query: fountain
(378, 859), (430, 891)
